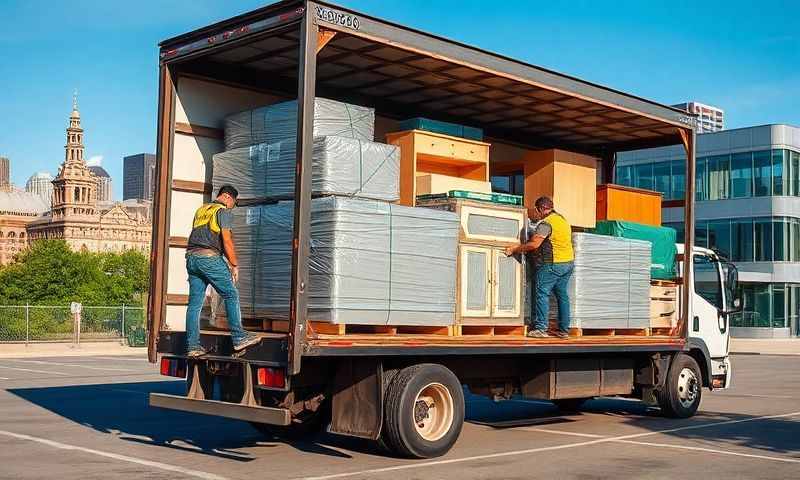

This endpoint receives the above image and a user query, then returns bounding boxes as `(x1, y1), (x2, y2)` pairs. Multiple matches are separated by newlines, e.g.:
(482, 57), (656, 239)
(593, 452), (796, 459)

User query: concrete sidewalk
(0, 342), (147, 358)
(730, 338), (800, 356)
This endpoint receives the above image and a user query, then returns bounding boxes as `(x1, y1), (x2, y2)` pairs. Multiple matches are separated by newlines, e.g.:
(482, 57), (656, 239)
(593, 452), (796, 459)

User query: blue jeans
(533, 261), (575, 332)
(185, 255), (246, 350)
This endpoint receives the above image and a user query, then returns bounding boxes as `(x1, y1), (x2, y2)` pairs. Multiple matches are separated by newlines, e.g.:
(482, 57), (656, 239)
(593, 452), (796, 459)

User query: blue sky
(1, 0), (798, 198)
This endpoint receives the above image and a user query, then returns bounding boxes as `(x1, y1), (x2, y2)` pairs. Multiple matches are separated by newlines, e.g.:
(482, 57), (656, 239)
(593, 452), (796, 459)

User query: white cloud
(86, 155), (103, 166)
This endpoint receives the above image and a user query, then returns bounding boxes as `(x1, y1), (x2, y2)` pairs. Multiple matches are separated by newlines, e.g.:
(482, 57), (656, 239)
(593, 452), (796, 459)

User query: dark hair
(534, 196), (554, 210)
(217, 185), (239, 199)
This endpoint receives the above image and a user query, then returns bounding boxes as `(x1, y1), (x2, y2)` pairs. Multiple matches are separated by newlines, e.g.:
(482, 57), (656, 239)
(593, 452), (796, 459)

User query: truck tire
(657, 353), (702, 418)
(382, 364), (465, 458)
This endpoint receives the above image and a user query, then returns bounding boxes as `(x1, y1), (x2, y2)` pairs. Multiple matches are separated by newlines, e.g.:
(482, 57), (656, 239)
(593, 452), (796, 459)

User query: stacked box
(231, 196), (458, 325)
(546, 233), (651, 329)
(592, 220), (677, 280)
(212, 136), (400, 202)
(224, 97), (375, 150)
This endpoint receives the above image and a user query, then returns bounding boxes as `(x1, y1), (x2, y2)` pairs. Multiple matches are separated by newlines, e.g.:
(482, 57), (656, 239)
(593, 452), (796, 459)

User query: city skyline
(1, 0), (798, 192)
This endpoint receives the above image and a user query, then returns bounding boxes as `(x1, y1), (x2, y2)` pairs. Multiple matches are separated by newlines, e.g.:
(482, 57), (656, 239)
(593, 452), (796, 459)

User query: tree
(0, 240), (149, 306)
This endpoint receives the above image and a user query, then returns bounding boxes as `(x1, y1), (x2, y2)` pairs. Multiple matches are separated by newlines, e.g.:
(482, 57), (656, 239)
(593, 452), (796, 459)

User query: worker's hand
(504, 246), (516, 257)
(231, 266), (239, 284)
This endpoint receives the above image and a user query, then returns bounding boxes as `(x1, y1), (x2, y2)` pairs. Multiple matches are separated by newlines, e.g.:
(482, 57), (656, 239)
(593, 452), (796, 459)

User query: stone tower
(51, 92), (98, 221)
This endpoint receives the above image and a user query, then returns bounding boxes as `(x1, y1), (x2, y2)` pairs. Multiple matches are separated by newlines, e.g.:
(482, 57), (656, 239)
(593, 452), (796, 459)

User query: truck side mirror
(722, 262), (742, 314)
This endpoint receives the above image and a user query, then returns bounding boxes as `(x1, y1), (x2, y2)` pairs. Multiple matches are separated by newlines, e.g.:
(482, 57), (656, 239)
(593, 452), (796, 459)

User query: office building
(617, 124), (800, 338)
(88, 165), (113, 203)
(0, 156), (9, 190)
(123, 153), (156, 201)
(26, 172), (54, 205)
(671, 102), (724, 133)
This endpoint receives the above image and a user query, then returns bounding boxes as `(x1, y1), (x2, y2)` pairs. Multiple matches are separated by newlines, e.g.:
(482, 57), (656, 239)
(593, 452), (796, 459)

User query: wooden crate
(386, 129), (490, 206)
(597, 184), (662, 226)
(523, 149), (598, 228)
(650, 281), (677, 329)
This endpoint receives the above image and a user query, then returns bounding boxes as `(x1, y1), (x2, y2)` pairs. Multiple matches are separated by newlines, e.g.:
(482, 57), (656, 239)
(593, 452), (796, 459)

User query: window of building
(707, 219), (732, 260)
(791, 151), (800, 196)
(616, 165), (632, 186)
(695, 157), (707, 201)
(731, 152), (753, 198)
(732, 218), (754, 262)
(634, 163), (654, 190)
(772, 150), (786, 196)
(490, 173), (524, 196)
(708, 154), (730, 200)
(753, 150), (772, 196)
(653, 162), (671, 199)
(671, 159), (686, 200)
(753, 284), (772, 327)
(665, 222), (685, 244)
(695, 221), (709, 249)
(754, 217), (773, 262)
(773, 285), (787, 328)
(773, 218), (790, 261)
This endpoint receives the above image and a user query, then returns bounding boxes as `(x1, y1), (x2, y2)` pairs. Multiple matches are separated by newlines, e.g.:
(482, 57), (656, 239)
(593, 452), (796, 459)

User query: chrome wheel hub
(677, 367), (699, 409)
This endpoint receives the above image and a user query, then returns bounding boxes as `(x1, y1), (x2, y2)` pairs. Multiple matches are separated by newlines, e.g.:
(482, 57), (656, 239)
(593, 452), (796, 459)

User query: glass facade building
(617, 124), (800, 338)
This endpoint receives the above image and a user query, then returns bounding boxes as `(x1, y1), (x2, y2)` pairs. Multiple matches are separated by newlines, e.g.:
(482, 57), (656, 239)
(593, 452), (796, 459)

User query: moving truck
(147, 0), (742, 458)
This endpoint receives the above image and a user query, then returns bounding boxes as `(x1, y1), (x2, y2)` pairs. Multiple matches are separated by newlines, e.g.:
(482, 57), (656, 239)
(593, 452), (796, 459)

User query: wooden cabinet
(386, 129), (491, 206)
(597, 184), (662, 226)
(458, 246), (523, 324)
(523, 149), (598, 228)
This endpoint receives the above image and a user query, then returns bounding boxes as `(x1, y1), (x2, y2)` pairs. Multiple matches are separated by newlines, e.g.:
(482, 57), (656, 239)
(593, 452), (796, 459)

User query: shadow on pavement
(7, 380), (365, 461)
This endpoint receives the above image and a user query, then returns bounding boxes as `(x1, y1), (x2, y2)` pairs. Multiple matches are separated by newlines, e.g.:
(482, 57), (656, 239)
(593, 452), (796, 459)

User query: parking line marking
(0, 377), (9, 380)
(0, 365), (69, 376)
(615, 439), (800, 464)
(300, 411), (800, 480)
(8, 359), (137, 372)
(520, 428), (605, 438)
(0, 429), (229, 480)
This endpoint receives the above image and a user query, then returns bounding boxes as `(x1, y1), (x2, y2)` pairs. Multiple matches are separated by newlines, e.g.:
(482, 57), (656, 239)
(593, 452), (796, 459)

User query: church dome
(88, 166), (110, 178)
(0, 187), (49, 215)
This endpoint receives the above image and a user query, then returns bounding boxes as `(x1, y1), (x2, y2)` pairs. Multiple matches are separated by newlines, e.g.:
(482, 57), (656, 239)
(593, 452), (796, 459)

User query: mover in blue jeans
(184, 185), (259, 357)
(505, 196), (575, 338)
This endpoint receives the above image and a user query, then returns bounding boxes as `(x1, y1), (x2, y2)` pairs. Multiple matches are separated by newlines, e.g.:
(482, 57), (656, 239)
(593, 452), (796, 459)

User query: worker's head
(217, 185), (239, 208)
(531, 196), (554, 220)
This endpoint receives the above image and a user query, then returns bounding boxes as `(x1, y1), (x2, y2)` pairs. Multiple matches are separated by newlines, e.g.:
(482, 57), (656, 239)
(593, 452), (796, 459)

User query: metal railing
(0, 305), (145, 345)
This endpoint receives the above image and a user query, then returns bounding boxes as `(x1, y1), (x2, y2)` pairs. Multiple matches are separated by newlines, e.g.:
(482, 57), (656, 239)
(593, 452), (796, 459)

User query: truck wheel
(657, 353), (702, 418)
(382, 364), (464, 458)
(553, 398), (589, 412)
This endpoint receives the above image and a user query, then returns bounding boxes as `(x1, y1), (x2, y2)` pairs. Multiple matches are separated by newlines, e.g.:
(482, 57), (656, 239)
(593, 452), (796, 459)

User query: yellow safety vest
(193, 203), (226, 233)
(542, 212), (575, 263)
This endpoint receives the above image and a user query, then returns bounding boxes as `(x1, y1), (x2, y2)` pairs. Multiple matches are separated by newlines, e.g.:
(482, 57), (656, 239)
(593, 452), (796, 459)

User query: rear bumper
(149, 393), (291, 426)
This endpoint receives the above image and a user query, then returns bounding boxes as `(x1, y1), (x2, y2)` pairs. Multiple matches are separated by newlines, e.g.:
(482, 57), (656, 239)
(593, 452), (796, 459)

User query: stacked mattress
(212, 136), (399, 202)
(233, 196), (458, 325)
(548, 233), (651, 329)
(224, 98), (375, 150)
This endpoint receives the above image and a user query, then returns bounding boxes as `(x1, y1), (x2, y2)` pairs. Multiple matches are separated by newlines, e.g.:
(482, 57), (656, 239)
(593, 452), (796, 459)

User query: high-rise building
(671, 101), (724, 133)
(616, 124), (800, 339)
(0, 156), (9, 190)
(123, 153), (156, 201)
(88, 165), (113, 203)
(26, 172), (54, 205)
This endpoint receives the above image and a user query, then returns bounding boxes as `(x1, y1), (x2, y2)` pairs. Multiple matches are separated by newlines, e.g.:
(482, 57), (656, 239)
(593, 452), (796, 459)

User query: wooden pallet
(308, 322), (527, 337)
(570, 327), (652, 337)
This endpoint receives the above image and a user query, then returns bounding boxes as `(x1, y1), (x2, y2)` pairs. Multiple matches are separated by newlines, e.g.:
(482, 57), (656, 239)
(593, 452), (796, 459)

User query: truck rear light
(257, 367), (285, 388)
(160, 357), (187, 378)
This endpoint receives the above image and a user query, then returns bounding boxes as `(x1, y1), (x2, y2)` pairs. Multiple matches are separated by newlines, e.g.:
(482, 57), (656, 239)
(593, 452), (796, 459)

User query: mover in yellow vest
(185, 185), (259, 357)
(505, 196), (575, 339)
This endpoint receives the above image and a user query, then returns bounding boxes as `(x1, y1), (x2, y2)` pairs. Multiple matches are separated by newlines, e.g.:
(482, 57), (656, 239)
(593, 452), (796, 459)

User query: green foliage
(0, 240), (149, 306)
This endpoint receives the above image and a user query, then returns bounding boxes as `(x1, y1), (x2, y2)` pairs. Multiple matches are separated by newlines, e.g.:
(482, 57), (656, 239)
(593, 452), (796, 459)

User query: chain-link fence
(0, 305), (145, 345)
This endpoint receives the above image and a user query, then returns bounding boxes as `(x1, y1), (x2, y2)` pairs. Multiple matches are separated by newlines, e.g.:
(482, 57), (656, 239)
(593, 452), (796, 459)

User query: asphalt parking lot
(0, 353), (797, 480)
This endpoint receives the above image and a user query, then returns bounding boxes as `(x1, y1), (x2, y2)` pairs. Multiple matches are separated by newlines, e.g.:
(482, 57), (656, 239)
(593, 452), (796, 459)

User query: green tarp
(416, 190), (523, 206)
(592, 220), (678, 280)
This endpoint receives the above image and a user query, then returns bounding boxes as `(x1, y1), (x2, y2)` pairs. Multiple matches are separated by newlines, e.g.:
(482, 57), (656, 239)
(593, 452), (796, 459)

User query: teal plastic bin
(398, 117), (484, 141)
(592, 220), (677, 280)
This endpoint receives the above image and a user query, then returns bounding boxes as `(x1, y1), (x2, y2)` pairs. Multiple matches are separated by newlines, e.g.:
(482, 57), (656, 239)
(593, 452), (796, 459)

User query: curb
(731, 352), (800, 356)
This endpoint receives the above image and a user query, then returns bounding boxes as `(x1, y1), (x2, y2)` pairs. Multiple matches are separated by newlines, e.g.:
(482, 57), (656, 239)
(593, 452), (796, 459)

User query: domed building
(26, 171), (54, 206)
(0, 187), (49, 264)
(27, 96), (151, 253)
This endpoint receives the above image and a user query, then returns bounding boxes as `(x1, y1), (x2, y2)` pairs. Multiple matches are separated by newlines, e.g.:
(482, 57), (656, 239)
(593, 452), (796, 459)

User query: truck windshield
(694, 255), (722, 309)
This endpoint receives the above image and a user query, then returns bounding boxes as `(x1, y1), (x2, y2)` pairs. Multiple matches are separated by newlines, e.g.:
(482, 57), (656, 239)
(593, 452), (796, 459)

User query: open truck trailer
(147, 0), (742, 458)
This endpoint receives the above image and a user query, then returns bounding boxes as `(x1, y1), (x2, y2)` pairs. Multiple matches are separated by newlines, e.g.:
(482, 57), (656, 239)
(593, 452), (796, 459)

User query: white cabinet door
(492, 249), (522, 318)
(460, 246), (492, 317)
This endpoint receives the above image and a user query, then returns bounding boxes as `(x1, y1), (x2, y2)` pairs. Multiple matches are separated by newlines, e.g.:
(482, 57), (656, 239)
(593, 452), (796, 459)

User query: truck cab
(682, 244), (741, 394)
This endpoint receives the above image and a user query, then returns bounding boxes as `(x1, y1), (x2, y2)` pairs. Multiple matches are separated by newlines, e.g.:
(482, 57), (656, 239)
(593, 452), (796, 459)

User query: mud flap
(329, 358), (383, 440)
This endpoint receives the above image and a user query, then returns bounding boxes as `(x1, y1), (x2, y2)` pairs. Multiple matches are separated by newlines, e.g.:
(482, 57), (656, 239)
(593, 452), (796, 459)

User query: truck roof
(157, 0), (696, 156)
